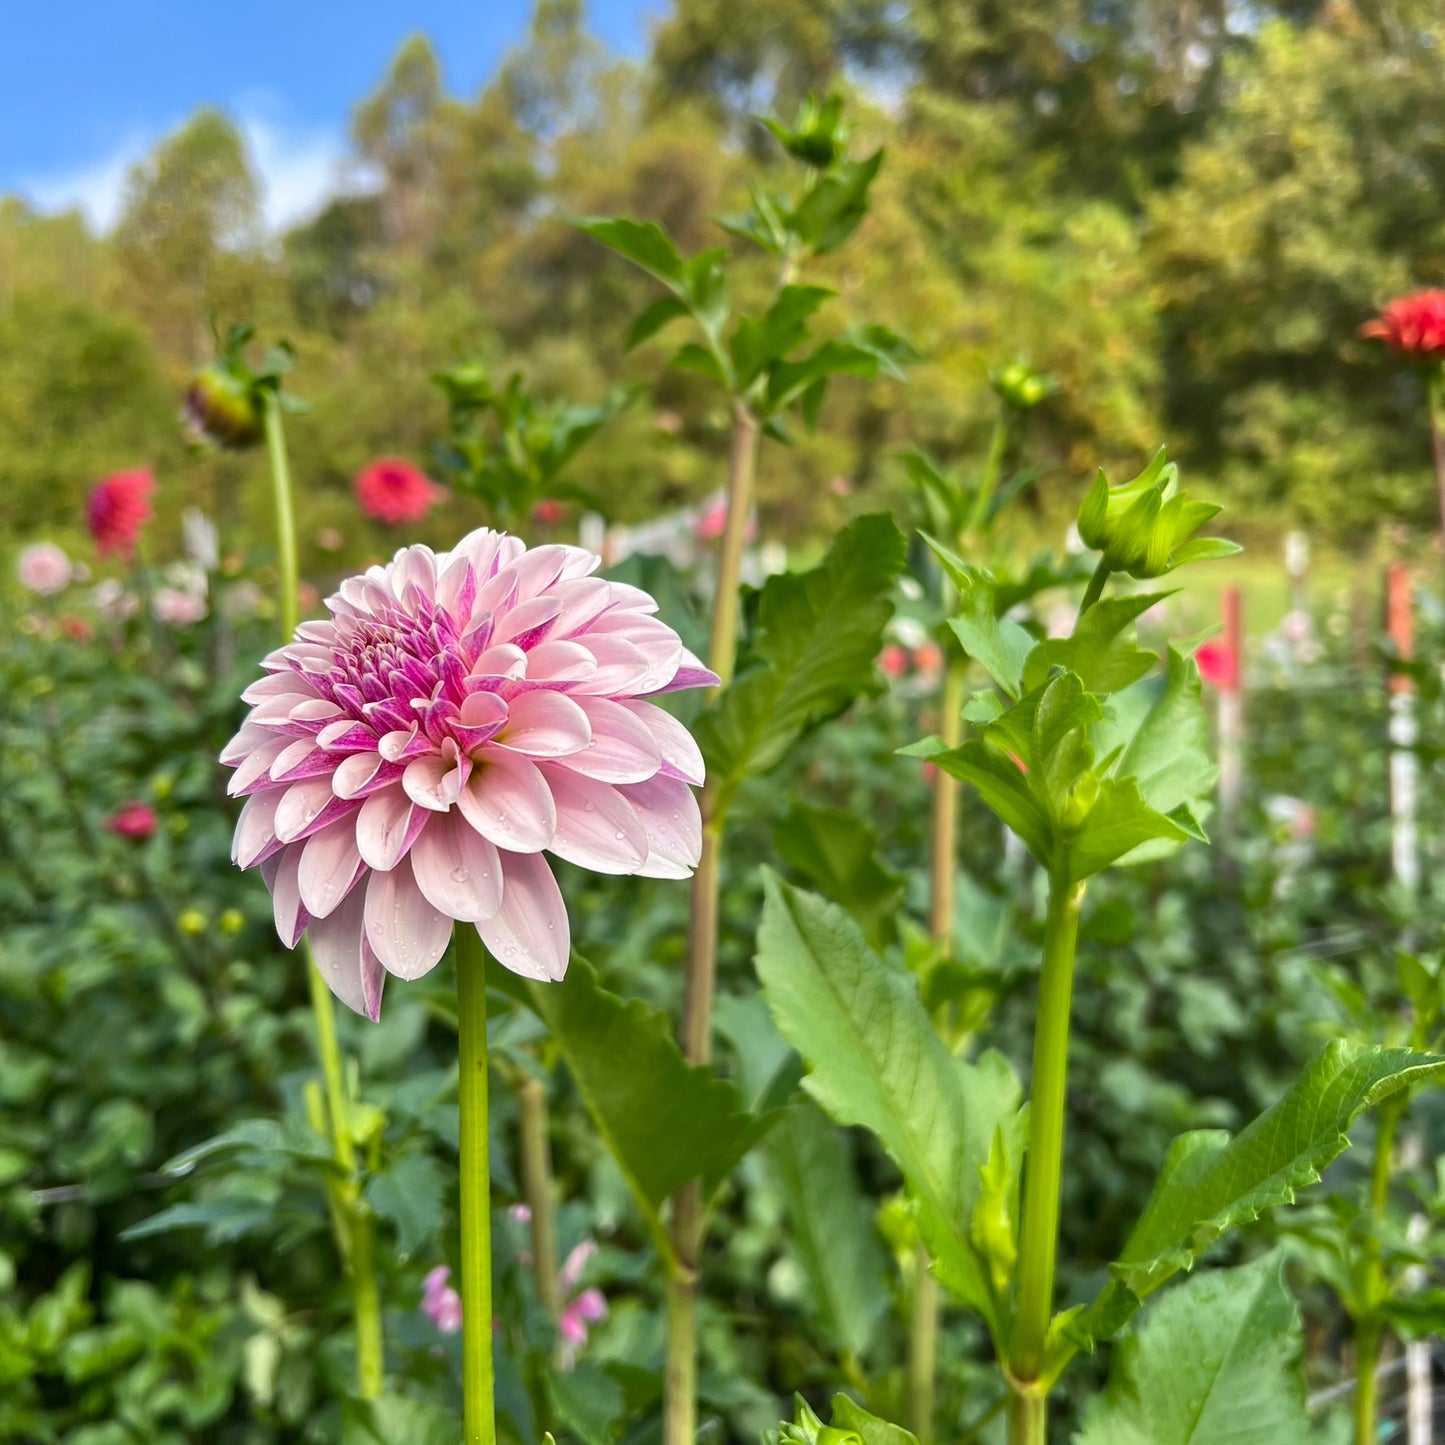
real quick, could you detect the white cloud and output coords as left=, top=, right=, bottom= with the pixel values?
left=15, top=108, right=368, bottom=237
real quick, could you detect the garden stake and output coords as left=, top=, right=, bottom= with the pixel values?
left=263, top=390, right=384, bottom=1398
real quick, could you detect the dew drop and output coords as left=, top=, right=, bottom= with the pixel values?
left=583, top=801, right=596, bottom=813
left=450, top=866, right=469, bottom=883
left=614, top=830, right=626, bottom=840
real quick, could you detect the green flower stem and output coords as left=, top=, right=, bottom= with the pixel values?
left=456, top=927, right=497, bottom=1445
left=664, top=398, right=761, bottom=1445
left=966, top=414, right=1009, bottom=536
left=1007, top=1390, right=1046, bottom=1444
left=1009, top=873, right=1086, bottom=1436
left=518, top=1073, right=560, bottom=1320
left=1355, top=1094, right=1404, bottom=1445
left=1078, top=559, right=1109, bottom=617
left=1429, top=373, right=1445, bottom=547
left=908, top=1263, right=940, bottom=1443
left=264, top=391, right=383, bottom=1399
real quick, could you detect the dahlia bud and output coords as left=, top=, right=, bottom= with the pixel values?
left=184, top=361, right=264, bottom=449
left=991, top=358, right=1057, bottom=411
left=764, top=94, right=848, bottom=169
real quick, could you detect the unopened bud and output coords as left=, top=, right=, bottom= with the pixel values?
left=184, top=362, right=264, bottom=449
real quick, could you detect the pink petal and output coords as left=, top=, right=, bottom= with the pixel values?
left=363, top=857, right=454, bottom=979
left=403, top=742, right=468, bottom=812
left=471, top=643, right=527, bottom=682
left=332, top=751, right=388, bottom=799
left=274, top=777, right=342, bottom=844
left=558, top=1239, right=596, bottom=1294
left=355, top=785, right=425, bottom=871
left=220, top=720, right=276, bottom=766
left=233, top=789, right=285, bottom=869
left=306, top=886, right=380, bottom=1017
left=266, top=844, right=310, bottom=948
left=457, top=751, right=557, bottom=853
left=550, top=697, right=661, bottom=783
left=227, top=737, right=290, bottom=797
left=615, top=775, right=703, bottom=879
left=298, top=816, right=366, bottom=919
left=476, top=852, right=569, bottom=981
left=540, top=765, right=648, bottom=873
left=494, top=691, right=591, bottom=759
left=570, top=1288, right=607, bottom=1324
left=409, top=814, right=504, bottom=922
left=620, top=701, right=704, bottom=785
left=521, top=639, right=597, bottom=684
left=570, top=636, right=655, bottom=695
left=493, top=593, right=563, bottom=647
left=646, top=647, right=720, bottom=695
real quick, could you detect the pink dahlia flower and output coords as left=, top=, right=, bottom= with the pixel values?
left=556, top=1239, right=607, bottom=1369
left=355, top=458, right=442, bottom=525
left=87, top=468, right=156, bottom=559
left=17, top=542, right=73, bottom=595
left=108, top=801, right=158, bottom=839
left=1361, top=290, right=1445, bottom=362
left=422, top=1265, right=464, bottom=1334
left=222, top=529, right=716, bottom=1017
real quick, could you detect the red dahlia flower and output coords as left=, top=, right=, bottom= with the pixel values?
left=108, top=801, right=158, bottom=839
left=355, top=458, right=442, bottom=525
left=1361, top=290, right=1445, bottom=362
left=87, top=468, right=156, bottom=559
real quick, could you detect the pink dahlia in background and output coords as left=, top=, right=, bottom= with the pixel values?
left=533, top=498, right=566, bottom=527
left=108, top=801, right=158, bottom=839
left=16, top=542, right=73, bottom=595
left=87, top=468, right=155, bottom=559
left=355, top=458, right=442, bottom=525
left=222, top=528, right=716, bottom=1017
left=1195, top=639, right=1238, bottom=691
left=556, top=1239, right=607, bottom=1369
left=1361, top=290, right=1445, bottom=362
left=423, top=1266, right=464, bottom=1335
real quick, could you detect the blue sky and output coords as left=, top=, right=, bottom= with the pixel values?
left=0, top=1, right=659, bottom=230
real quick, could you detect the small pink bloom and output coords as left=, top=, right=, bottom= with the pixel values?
left=693, top=500, right=727, bottom=541
left=316, top=527, right=345, bottom=553
left=532, top=499, right=566, bottom=527
left=556, top=1240, right=607, bottom=1368
left=509, top=1203, right=533, bottom=1224
left=878, top=644, right=908, bottom=678
left=913, top=641, right=943, bottom=675
left=108, top=802, right=157, bottom=839
left=87, top=468, right=156, bottom=559
left=423, top=1265, right=463, bottom=1335
left=153, top=588, right=207, bottom=625
left=1361, top=290, right=1445, bottom=361
left=17, top=542, right=73, bottom=595
left=221, top=528, right=717, bottom=1019
left=355, top=458, right=442, bottom=525
left=1196, top=640, right=1238, bottom=691
left=59, top=616, right=93, bottom=641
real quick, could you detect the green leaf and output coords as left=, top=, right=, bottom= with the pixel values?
left=828, top=1396, right=919, bottom=1444
left=626, top=295, right=690, bottom=349
left=1023, top=593, right=1170, bottom=697
left=730, top=285, right=834, bottom=388
left=365, top=1153, right=446, bottom=1260
left=574, top=217, right=687, bottom=290
left=925, top=537, right=1035, bottom=699
left=343, top=1395, right=460, bottom=1445
left=773, top=800, right=905, bottom=949
left=1076, top=1256, right=1313, bottom=1445
left=765, top=1100, right=891, bottom=1359
left=901, top=737, right=1050, bottom=863
left=765, top=339, right=883, bottom=416
left=755, top=872, right=1023, bottom=1336
left=1065, top=777, right=1191, bottom=882
left=527, top=956, right=769, bottom=1263
left=669, top=342, right=730, bottom=387
left=1073, top=1042, right=1445, bottom=1348
left=789, top=151, right=884, bottom=254
left=697, top=514, right=905, bottom=797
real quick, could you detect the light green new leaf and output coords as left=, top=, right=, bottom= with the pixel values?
left=574, top=217, right=687, bottom=289
left=755, top=871, right=1024, bottom=1335
left=1065, top=777, right=1190, bottom=882
left=766, top=1100, right=892, bottom=1360
left=1023, top=593, right=1170, bottom=698
left=773, top=800, right=905, bottom=949
left=924, top=536, right=1035, bottom=698
left=527, top=956, right=771, bottom=1263
left=1073, top=1041, right=1445, bottom=1347
left=697, top=513, right=905, bottom=795
left=1075, top=1256, right=1314, bottom=1445
left=829, top=1396, right=920, bottom=1444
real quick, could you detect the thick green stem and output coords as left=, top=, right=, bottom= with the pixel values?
left=518, top=1073, right=560, bottom=1320
left=457, top=928, right=497, bottom=1445
left=909, top=1264, right=940, bottom=1443
left=704, top=402, right=760, bottom=694
left=1010, top=874, right=1085, bottom=1421
left=664, top=1263, right=699, bottom=1445
left=265, top=391, right=382, bottom=1398
left=1007, top=1388, right=1046, bottom=1445
left=1355, top=1097, right=1403, bottom=1445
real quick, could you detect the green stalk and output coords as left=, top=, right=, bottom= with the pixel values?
left=518, top=1073, right=560, bottom=1320
left=663, top=399, right=761, bottom=1445
left=1429, top=373, right=1445, bottom=550
left=1354, top=1095, right=1403, bottom=1445
left=1009, top=874, right=1085, bottom=1440
left=456, top=927, right=497, bottom=1445
left=966, top=414, right=1009, bottom=537
left=1078, top=560, right=1109, bottom=617
left=264, top=392, right=383, bottom=1398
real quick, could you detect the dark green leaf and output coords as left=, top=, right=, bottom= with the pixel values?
left=366, top=1153, right=446, bottom=1259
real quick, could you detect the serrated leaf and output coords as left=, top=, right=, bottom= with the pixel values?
left=626, top=295, right=690, bottom=350
left=1072, top=1042, right=1445, bottom=1349
left=755, top=872, right=1023, bottom=1337
left=574, top=217, right=687, bottom=289
left=925, top=538, right=1035, bottom=698
left=828, top=1396, right=919, bottom=1444
left=765, top=339, right=882, bottom=415
left=901, top=737, right=1050, bottom=863
left=788, top=151, right=884, bottom=254
left=730, top=285, right=834, bottom=389
left=773, top=801, right=905, bottom=949
left=527, top=956, right=770, bottom=1263
left=365, top=1153, right=446, bottom=1259
left=766, top=1100, right=891, bottom=1359
left=670, top=342, right=730, bottom=387
left=1065, top=777, right=1190, bottom=882
left=697, top=514, right=905, bottom=796
left=1075, top=1256, right=1313, bottom=1445
left=1023, top=593, right=1170, bottom=697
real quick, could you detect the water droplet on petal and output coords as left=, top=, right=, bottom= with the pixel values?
left=450, top=866, right=469, bottom=883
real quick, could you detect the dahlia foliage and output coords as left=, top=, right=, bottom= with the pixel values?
left=222, top=528, right=715, bottom=1016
